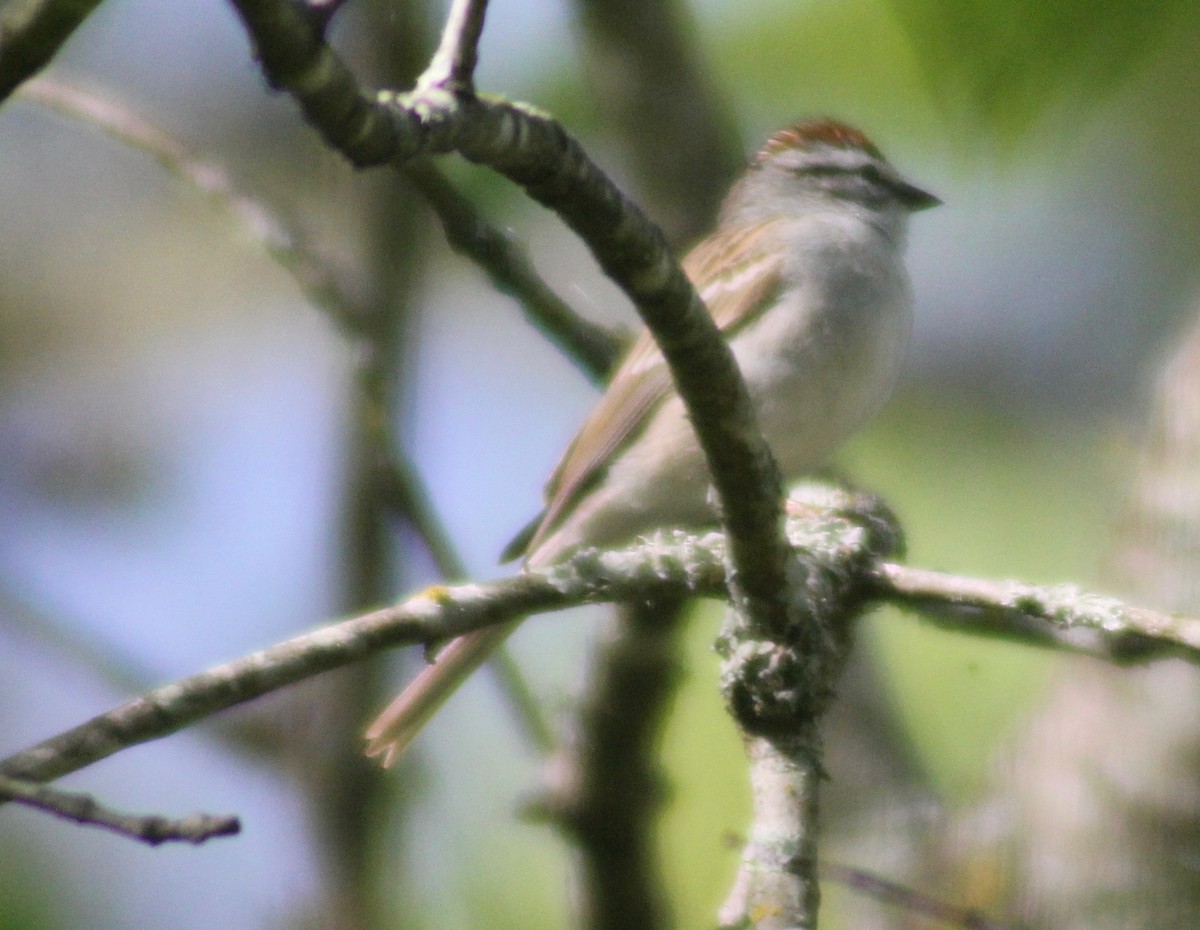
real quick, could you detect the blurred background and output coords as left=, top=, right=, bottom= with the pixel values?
left=2, top=1, right=1199, bottom=928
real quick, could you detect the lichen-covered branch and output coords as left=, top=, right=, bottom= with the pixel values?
left=715, top=487, right=902, bottom=929
left=0, top=489, right=870, bottom=794
left=0, top=773, right=239, bottom=845
left=2, top=484, right=1198, bottom=842
left=719, top=735, right=823, bottom=930
left=0, top=575, right=572, bottom=786
left=876, top=561, right=1200, bottom=661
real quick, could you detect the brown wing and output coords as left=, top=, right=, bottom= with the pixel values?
left=523, top=219, right=788, bottom=555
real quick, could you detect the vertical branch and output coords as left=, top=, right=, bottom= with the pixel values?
left=416, top=0, right=489, bottom=95
left=293, top=6, right=433, bottom=929
left=539, top=600, right=686, bottom=930
left=717, top=488, right=903, bottom=928
left=719, top=735, right=822, bottom=930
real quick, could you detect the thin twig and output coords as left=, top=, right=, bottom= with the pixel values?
left=820, top=861, right=1020, bottom=930
left=404, top=160, right=623, bottom=383
left=416, top=0, right=489, bottom=95
left=20, top=79, right=621, bottom=386
left=0, top=773, right=239, bottom=845
left=17, top=78, right=373, bottom=337
left=373, top=450, right=468, bottom=579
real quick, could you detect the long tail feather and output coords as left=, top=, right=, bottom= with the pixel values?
left=364, top=621, right=520, bottom=767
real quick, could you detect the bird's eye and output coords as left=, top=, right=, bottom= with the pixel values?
left=797, top=164, right=842, bottom=177
left=860, top=164, right=884, bottom=183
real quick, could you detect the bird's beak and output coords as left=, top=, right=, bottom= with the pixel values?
left=895, top=179, right=941, bottom=211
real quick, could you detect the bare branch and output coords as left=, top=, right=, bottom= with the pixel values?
left=530, top=600, right=685, bottom=930
left=403, top=160, right=623, bottom=382
left=819, top=861, right=1018, bottom=930
left=227, top=0, right=793, bottom=673
left=416, top=0, right=489, bottom=95
left=876, top=562, right=1200, bottom=662
left=0, top=774, right=239, bottom=846
left=0, top=0, right=104, bottom=103
left=18, top=78, right=374, bottom=336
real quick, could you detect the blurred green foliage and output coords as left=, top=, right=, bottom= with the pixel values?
left=886, top=0, right=1193, bottom=142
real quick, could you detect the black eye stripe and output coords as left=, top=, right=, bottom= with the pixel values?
left=793, top=163, right=884, bottom=182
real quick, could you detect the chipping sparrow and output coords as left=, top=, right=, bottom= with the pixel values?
left=365, top=120, right=938, bottom=765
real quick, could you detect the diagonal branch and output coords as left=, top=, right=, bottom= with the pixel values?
left=16, top=74, right=559, bottom=766
left=5, top=487, right=883, bottom=794
left=403, top=160, right=622, bottom=382
left=18, top=80, right=620, bottom=379
left=227, top=0, right=793, bottom=660
left=0, top=577, right=565, bottom=787
left=0, top=773, right=240, bottom=845
left=0, top=533, right=734, bottom=788
left=0, top=0, right=105, bottom=103
left=17, top=78, right=373, bottom=335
